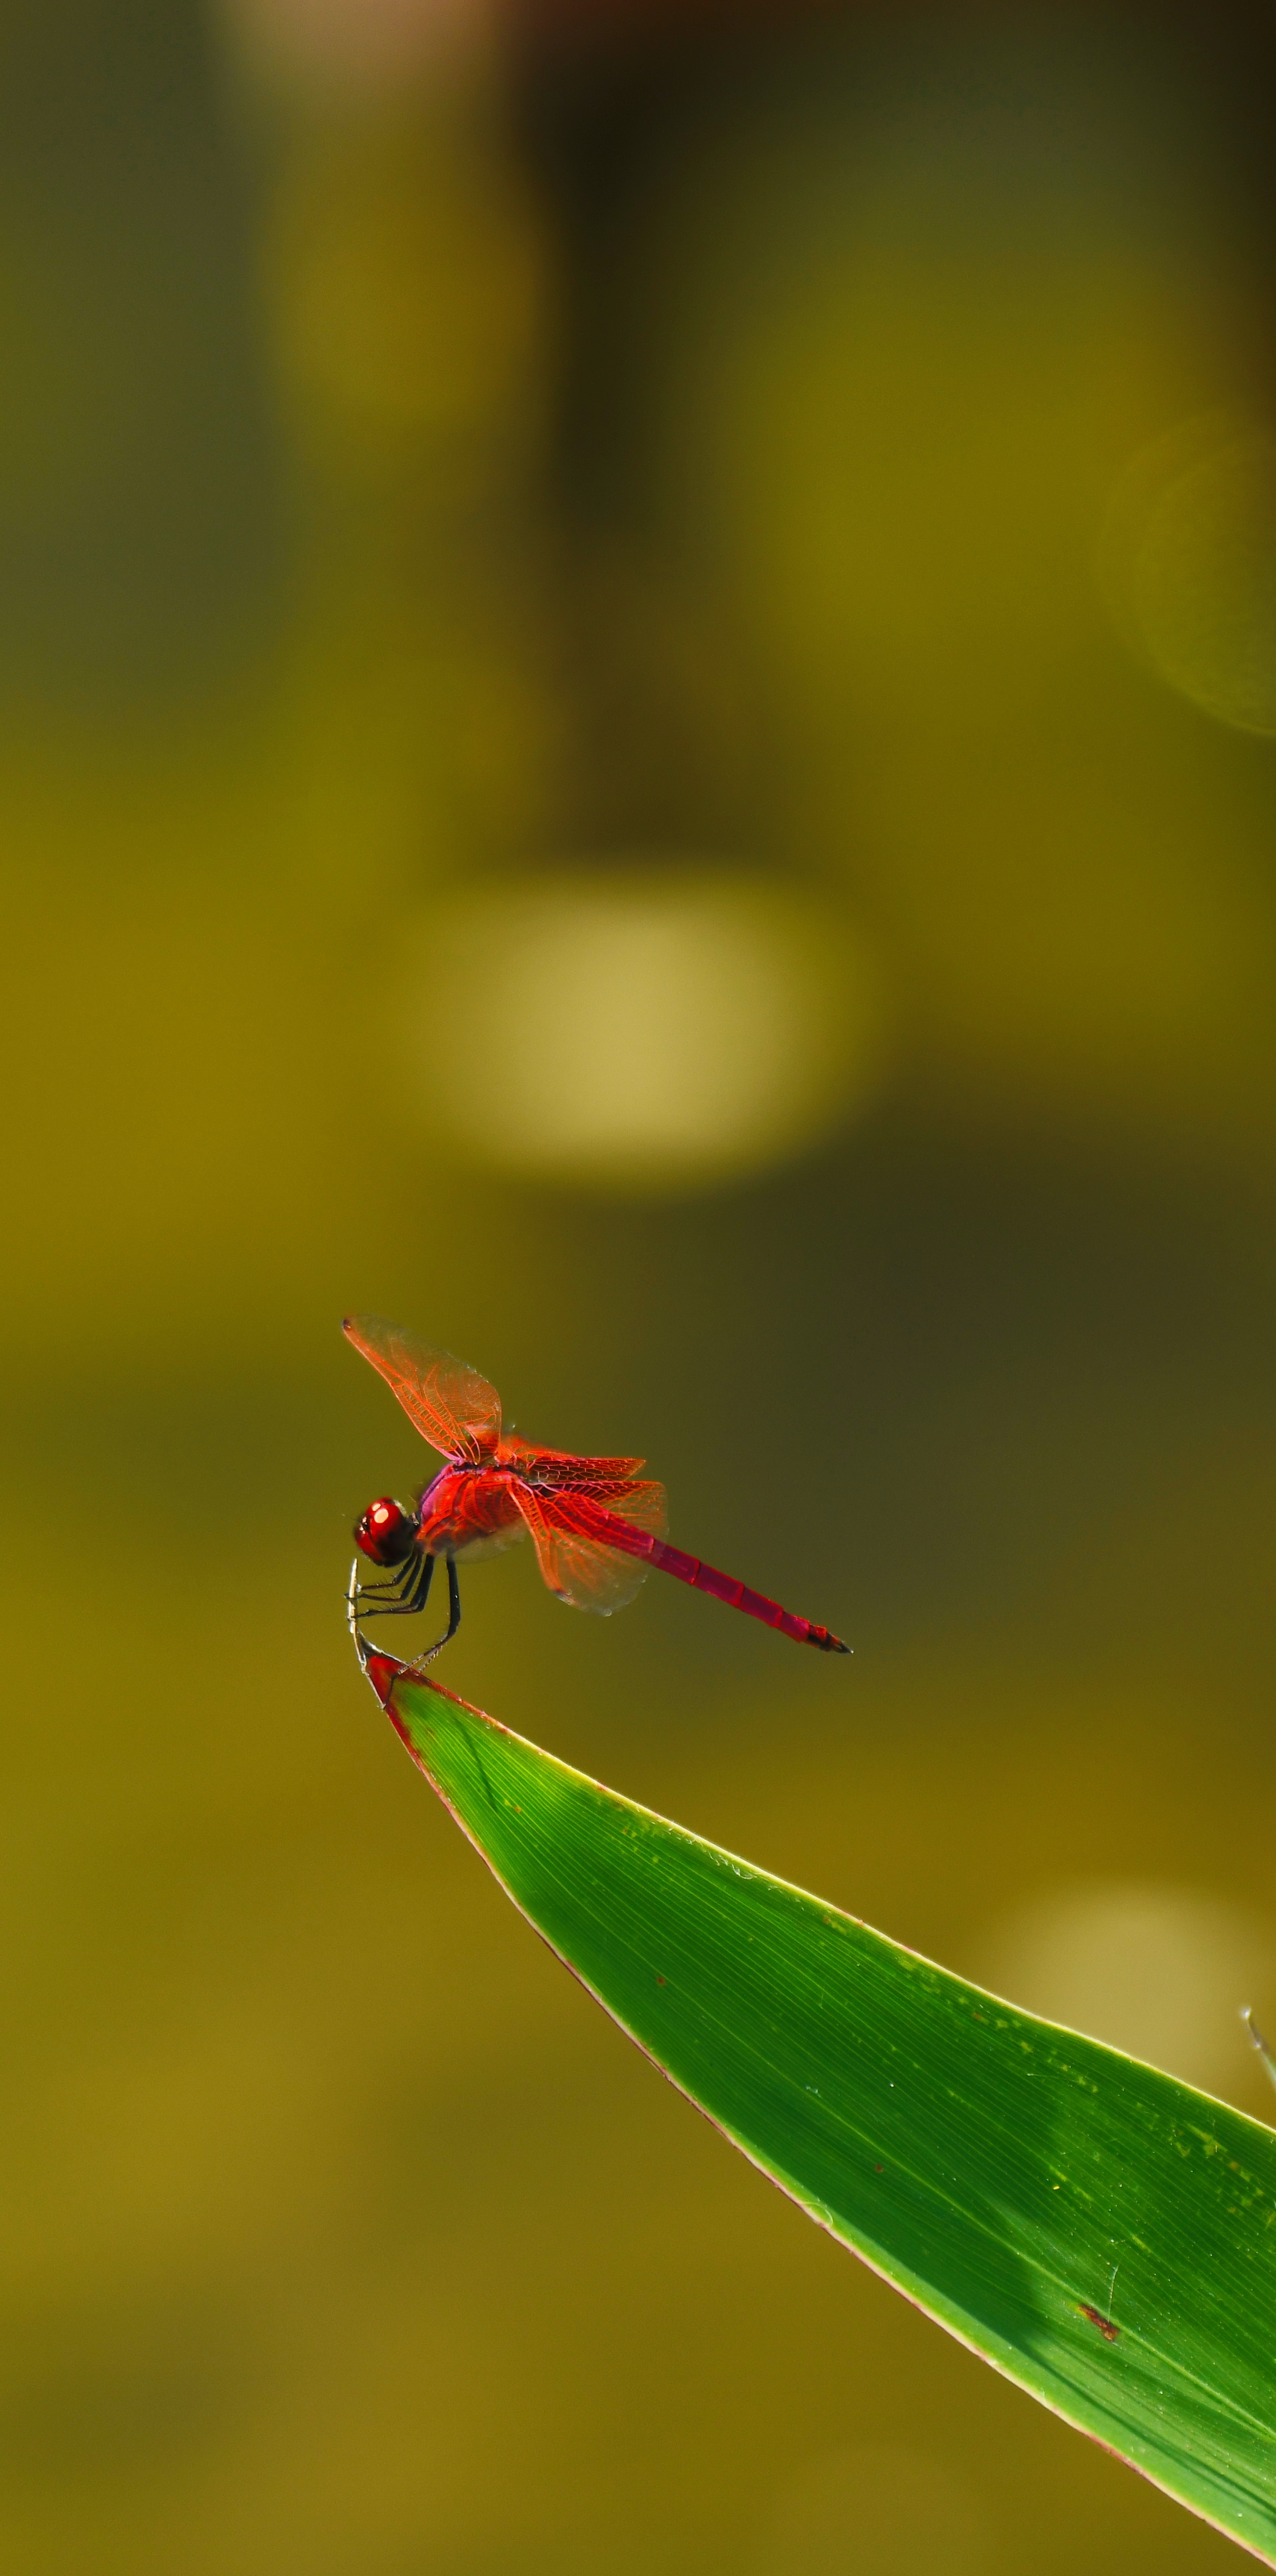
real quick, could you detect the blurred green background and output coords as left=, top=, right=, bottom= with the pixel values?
left=8, top=0, right=1276, bottom=2568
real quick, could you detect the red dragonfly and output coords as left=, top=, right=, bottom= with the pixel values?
left=345, top=1316, right=849, bottom=1662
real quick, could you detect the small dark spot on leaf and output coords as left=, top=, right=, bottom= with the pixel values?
left=656, top=1975, right=667, bottom=1985
left=1078, top=2304, right=1120, bottom=2343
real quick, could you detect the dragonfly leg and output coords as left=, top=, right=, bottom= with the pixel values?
left=351, top=1567, right=414, bottom=1609
left=348, top=1553, right=437, bottom=1671
left=354, top=1558, right=416, bottom=1600
left=364, top=1540, right=430, bottom=1599
left=352, top=1549, right=436, bottom=1620
left=408, top=1557, right=462, bottom=1668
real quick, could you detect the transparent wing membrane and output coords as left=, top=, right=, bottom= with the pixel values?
left=342, top=1316, right=502, bottom=1464
left=511, top=1482, right=652, bottom=1615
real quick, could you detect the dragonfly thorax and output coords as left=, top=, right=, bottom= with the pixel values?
left=354, top=1496, right=418, bottom=1566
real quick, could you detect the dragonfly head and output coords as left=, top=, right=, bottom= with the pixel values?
left=354, top=1496, right=416, bottom=1567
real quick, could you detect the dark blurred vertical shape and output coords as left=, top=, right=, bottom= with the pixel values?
left=510, top=16, right=773, bottom=856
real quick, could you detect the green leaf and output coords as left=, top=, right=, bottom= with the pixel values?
left=361, top=1648, right=1276, bottom=2561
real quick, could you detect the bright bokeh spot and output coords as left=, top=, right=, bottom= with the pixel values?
left=220, top=0, right=488, bottom=92
left=1105, top=412, right=1276, bottom=734
left=403, top=871, right=882, bottom=1191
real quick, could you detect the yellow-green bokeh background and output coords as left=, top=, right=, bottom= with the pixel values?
left=9, top=3, right=1276, bottom=2569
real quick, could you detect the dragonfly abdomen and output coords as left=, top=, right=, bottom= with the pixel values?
left=600, top=1517, right=848, bottom=1653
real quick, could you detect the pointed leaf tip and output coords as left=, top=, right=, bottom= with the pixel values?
left=362, top=1647, right=407, bottom=1708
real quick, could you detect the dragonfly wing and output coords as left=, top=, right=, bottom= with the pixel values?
left=342, top=1316, right=502, bottom=1465
left=605, top=1477, right=668, bottom=1539
left=511, top=1482, right=651, bottom=1615
left=504, top=1443, right=669, bottom=1538
left=501, top=1440, right=645, bottom=1483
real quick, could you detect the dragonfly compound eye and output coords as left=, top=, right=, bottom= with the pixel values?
left=355, top=1497, right=415, bottom=1566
